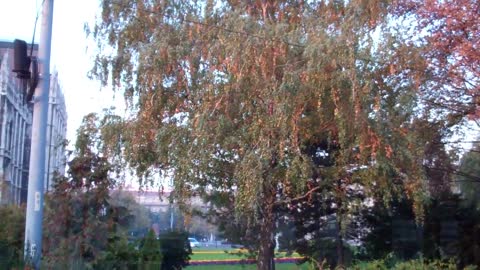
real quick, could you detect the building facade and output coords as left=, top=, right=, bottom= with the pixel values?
left=0, top=40, right=67, bottom=205
left=44, top=72, right=67, bottom=191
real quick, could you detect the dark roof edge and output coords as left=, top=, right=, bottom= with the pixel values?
left=0, top=40, right=39, bottom=50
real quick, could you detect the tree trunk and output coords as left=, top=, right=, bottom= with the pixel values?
left=336, top=218, right=344, bottom=268
left=257, top=188, right=276, bottom=270
left=474, top=223, right=479, bottom=266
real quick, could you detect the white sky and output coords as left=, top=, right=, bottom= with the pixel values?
left=0, top=0, right=123, bottom=146
left=0, top=0, right=173, bottom=190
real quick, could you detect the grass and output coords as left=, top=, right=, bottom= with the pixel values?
left=191, top=249, right=251, bottom=261
left=185, top=263, right=310, bottom=270
left=191, top=249, right=301, bottom=261
left=191, top=252, right=249, bottom=261
left=188, top=249, right=307, bottom=269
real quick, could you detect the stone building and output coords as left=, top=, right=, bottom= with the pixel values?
left=0, top=40, right=67, bottom=205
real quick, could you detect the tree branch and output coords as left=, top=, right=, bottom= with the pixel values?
left=275, top=186, right=322, bottom=206
left=425, top=166, right=480, bottom=183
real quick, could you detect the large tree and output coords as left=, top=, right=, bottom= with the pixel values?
left=91, top=1, right=429, bottom=269
left=395, top=0, right=479, bottom=123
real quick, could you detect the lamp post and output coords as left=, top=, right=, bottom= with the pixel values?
left=23, top=0, right=54, bottom=268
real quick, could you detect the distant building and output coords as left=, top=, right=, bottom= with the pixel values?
left=118, top=186, right=209, bottom=233
left=126, top=189, right=173, bottom=213
left=44, top=72, right=67, bottom=191
left=0, top=41, right=33, bottom=204
left=122, top=190, right=205, bottom=213
left=0, top=40, right=67, bottom=205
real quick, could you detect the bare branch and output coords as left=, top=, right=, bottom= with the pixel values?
left=275, top=186, right=322, bottom=206
left=425, top=166, right=480, bottom=183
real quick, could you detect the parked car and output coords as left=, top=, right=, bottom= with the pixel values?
left=188, top=237, right=200, bottom=248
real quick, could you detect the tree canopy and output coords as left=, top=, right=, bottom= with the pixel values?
left=90, top=1, right=462, bottom=269
left=396, top=0, right=479, bottom=123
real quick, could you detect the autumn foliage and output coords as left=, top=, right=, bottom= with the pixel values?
left=90, top=0, right=478, bottom=269
left=395, top=0, right=480, bottom=120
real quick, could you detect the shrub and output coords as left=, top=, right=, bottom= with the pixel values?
left=0, top=204, right=25, bottom=269
left=139, top=230, right=163, bottom=270
left=95, top=233, right=139, bottom=270
left=158, top=230, right=192, bottom=270
left=350, top=258, right=478, bottom=270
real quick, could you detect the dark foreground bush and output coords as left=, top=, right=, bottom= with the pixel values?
left=0, top=205, right=25, bottom=269
left=350, top=258, right=478, bottom=270
left=158, top=230, right=192, bottom=270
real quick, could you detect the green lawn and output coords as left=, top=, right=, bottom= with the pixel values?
left=186, top=263, right=309, bottom=270
left=191, top=252, right=249, bottom=261
left=191, top=249, right=301, bottom=261
left=190, top=249, right=250, bottom=261
left=188, top=250, right=307, bottom=269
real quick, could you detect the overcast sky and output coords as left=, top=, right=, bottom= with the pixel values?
left=0, top=0, right=123, bottom=146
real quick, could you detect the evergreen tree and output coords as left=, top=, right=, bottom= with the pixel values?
left=139, top=230, right=163, bottom=270
left=457, top=143, right=480, bottom=267
left=42, top=114, right=128, bottom=268
left=458, top=143, right=480, bottom=210
left=158, top=230, right=192, bottom=270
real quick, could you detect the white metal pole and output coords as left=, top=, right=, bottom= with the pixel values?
left=24, top=0, right=54, bottom=268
